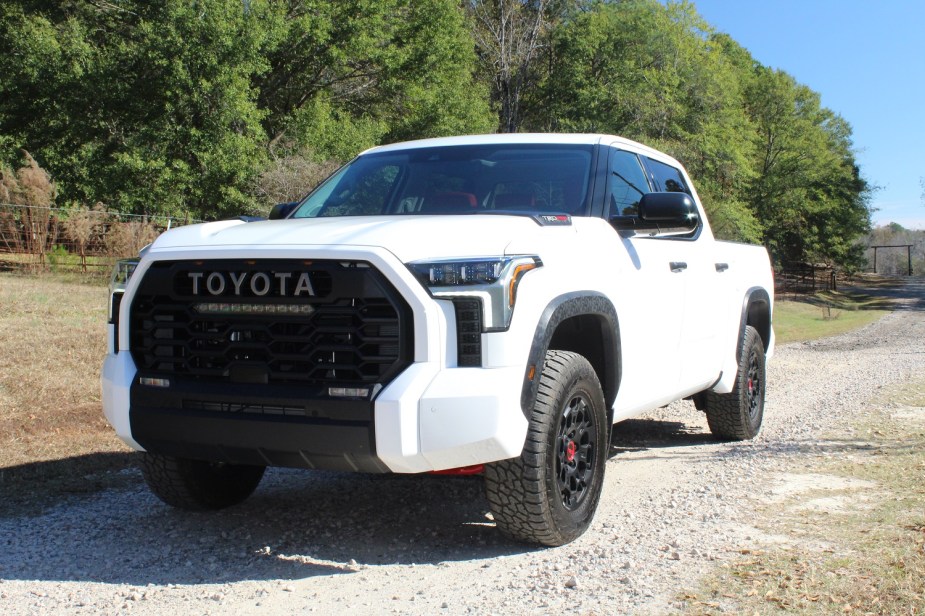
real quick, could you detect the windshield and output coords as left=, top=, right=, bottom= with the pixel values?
left=291, top=144, right=594, bottom=218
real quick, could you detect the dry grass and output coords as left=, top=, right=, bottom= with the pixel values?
left=0, top=272, right=133, bottom=513
left=680, top=380, right=925, bottom=615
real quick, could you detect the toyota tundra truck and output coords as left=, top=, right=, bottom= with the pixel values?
left=102, top=133, right=774, bottom=546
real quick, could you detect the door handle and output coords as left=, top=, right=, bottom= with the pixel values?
left=715, top=262, right=729, bottom=272
left=669, top=261, right=688, bottom=273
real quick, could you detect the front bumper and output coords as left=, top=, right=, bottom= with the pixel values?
left=101, top=350, right=527, bottom=473
left=101, top=246, right=530, bottom=473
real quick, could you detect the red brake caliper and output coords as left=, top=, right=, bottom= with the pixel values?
left=566, top=440, right=577, bottom=462
left=747, top=378, right=754, bottom=394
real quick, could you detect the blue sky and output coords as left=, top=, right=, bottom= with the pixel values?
left=690, top=0, right=925, bottom=229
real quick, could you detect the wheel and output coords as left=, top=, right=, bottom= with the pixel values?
left=704, top=325, right=766, bottom=440
left=484, top=350, right=608, bottom=546
left=140, top=453, right=265, bottom=511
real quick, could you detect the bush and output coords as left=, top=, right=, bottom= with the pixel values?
left=63, top=203, right=108, bottom=271
left=46, top=244, right=70, bottom=271
left=253, top=150, right=341, bottom=207
left=105, top=220, right=159, bottom=258
left=0, top=151, right=58, bottom=270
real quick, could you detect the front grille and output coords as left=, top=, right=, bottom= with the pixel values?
left=129, top=259, right=412, bottom=386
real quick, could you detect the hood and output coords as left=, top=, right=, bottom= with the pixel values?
left=148, top=215, right=561, bottom=262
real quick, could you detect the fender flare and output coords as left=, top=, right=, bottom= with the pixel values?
left=737, top=286, right=772, bottom=361
left=520, top=292, right=621, bottom=419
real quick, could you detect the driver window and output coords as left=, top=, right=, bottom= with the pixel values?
left=609, top=150, right=650, bottom=217
left=319, top=164, right=399, bottom=216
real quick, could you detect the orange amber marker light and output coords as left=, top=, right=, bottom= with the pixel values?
left=527, top=365, right=536, bottom=381
left=509, top=263, right=538, bottom=306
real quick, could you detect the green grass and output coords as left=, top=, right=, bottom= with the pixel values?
left=774, top=289, right=893, bottom=344
left=679, top=379, right=925, bottom=615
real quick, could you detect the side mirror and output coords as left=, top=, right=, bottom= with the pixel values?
left=269, top=201, right=298, bottom=220
left=611, top=192, right=699, bottom=236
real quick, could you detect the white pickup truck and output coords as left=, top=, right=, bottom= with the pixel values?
left=102, top=134, right=774, bottom=546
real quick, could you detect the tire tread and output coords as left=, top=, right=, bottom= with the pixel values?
left=485, top=350, right=606, bottom=546
left=140, top=453, right=265, bottom=511
left=704, top=326, right=765, bottom=441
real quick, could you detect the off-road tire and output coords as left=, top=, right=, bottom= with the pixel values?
left=140, top=453, right=265, bottom=511
left=485, top=350, right=608, bottom=546
left=704, top=325, right=765, bottom=440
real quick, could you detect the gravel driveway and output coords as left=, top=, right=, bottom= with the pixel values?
left=3, top=281, right=924, bottom=615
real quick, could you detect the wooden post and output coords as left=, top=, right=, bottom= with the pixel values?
left=870, top=244, right=914, bottom=275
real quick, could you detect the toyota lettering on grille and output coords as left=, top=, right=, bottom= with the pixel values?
left=188, top=271, right=317, bottom=297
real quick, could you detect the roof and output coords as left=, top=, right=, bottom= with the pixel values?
left=360, top=133, right=677, bottom=167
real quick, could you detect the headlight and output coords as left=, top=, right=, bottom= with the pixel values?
left=407, top=256, right=542, bottom=330
left=110, top=258, right=139, bottom=295
left=108, top=258, right=139, bottom=325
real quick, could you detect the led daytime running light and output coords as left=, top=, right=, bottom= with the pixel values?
left=409, top=259, right=505, bottom=287
left=194, top=302, right=315, bottom=316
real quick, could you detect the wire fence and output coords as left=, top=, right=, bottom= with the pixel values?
left=0, top=202, right=202, bottom=274
left=775, top=263, right=837, bottom=294
left=0, top=202, right=867, bottom=290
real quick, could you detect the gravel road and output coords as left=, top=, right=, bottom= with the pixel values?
left=3, top=281, right=924, bottom=615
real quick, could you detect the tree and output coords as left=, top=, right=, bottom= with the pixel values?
left=250, top=0, right=492, bottom=162
left=536, top=1, right=762, bottom=241
left=744, top=67, right=871, bottom=267
left=0, top=0, right=270, bottom=218
left=867, top=224, right=925, bottom=276
left=0, top=0, right=491, bottom=218
left=0, top=0, right=875, bottom=264
left=468, top=0, right=552, bottom=133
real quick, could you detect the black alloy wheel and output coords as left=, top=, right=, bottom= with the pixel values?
left=556, top=394, right=597, bottom=510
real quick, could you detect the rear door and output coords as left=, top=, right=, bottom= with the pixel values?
left=641, top=156, right=723, bottom=390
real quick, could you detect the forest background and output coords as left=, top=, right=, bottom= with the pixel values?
left=0, top=0, right=882, bottom=270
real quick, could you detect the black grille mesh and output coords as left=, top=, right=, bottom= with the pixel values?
left=129, top=260, right=412, bottom=386
left=453, top=298, right=482, bottom=367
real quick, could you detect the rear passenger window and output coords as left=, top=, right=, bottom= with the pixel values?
left=645, top=158, right=690, bottom=195
left=609, top=150, right=651, bottom=217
